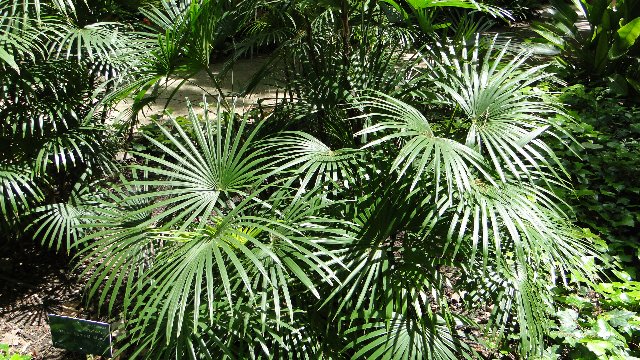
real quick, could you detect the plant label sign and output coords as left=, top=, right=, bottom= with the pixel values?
left=48, top=314, right=113, bottom=357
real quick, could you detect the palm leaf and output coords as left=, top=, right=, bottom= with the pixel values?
left=27, top=173, right=97, bottom=252
left=355, top=92, right=493, bottom=194
left=445, top=181, right=599, bottom=281
left=0, top=8, right=43, bottom=71
left=76, top=177, right=155, bottom=315
left=344, top=310, right=468, bottom=360
left=34, top=126, right=115, bottom=175
left=0, top=163, right=41, bottom=220
left=423, top=35, right=569, bottom=183
left=128, top=99, right=271, bottom=230
left=264, top=131, right=363, bottom=197
left=136, top=185, right=349, bottom=338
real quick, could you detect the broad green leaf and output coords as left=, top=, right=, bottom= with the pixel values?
left=583, top=339, right=614, bottom=356
left=594, top=32, right=610, bottom=73
left=557, top=309, right=579, bottom=333
left=0, top=48, right=19, bottom=72
left=611, top=17, right=640, bottom=57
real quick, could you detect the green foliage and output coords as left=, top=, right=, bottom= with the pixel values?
left=67, top=29, right=604, bottom=358
left=380, top=0, right=510, bottom=34
left=481, top=0, right=545, bottom=20
left=0, top=345, right=31, bottom=360
left=0, top=0, right=153, bottom=252
left=115, top=0, right=261, bottom=121
left=133, top=113, right=200, bottom=156
left=533, top=0, right=640, bottom=96
left=542, top=283, right=640, bottom=359
left=597, top=282, right=640, bottom=310
left=550, top=85, right=640, bottom=271
left=1, top=1, right=620, bottom=359
left=538, top=82, right=640, bottom=360
left=0, top=0, right=128, bottom=247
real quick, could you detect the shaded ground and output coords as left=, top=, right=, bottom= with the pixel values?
left=0, top=244, right=93, bottom=359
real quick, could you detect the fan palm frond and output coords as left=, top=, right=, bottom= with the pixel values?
left=264, top=132, right=362, bottom=196
left=26, top=173, right=97, bottom=251
left=445, top=181, right=599, bottom=281
left=34, top=125, right=116, bottom=175
left=131, top=194, right=339, bottom=341
left=49, top=22, right=134, bottom=64
left=355, top=92, right=493, bottom=193
left=127, top=99, right=270, bottom=230
left=0, top=163, right=41, bottom=221
left=77, top=102, right=355, bottom=351
left=1, top=58, right=92, bottom=139
left=442, top=182, right=600, bottom=357
left=422, top=35, right=569, bottom=183
left=346, top=35, right=602, bottom=358
left=76, top=178, right=155, bottom=315
left=81, top=183, right=352, bottom=351
left=0, top=7, right=43, bottom=71
left=345, top=311, right=465, bottom=360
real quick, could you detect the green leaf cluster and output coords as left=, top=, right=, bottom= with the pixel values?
left=0, top=345, right=31, bottom=360
left=543, top=282, right=640, bottom=359
left=0, top=0, right=147, bottom=249
left=540, top=82, right=640, bottom=360
left=550, top=85, right=640, bottom=272
left=0, top=1, right=621, bottom=359
left=72, top=31, right=605, bottom=358
left=533, top=0, right=640, bottom=96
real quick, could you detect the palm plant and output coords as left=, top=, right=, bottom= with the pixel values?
left=76, top=100, right=356, bottom=358
left=347, top=36, right=598, bottom=357
left=0, top=0, right=140, bottom=246
left=232, top=0, right=517, bottom=151
left=233, top=0, right=426, bottom=149
left=109, top=0, right=263, bottom=128
left=2, top=0, right=604, bottom=358
left=72, top=33, right=602, bottom=358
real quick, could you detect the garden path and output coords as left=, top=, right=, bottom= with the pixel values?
left=113, top=55, right=281, bottom=123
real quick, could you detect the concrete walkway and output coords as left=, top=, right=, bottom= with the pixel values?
left=113, top=55, right=281, bottom=123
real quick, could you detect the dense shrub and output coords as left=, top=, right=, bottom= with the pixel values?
left=552, top=85, right=640, bottom=273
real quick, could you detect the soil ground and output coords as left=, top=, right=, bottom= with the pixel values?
left=0, top=243, right=92, bottom=359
